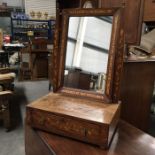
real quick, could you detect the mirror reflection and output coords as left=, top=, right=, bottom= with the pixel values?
left=64, top=16, right=113, bottom=93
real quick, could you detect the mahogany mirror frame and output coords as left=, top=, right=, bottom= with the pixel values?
left=52, top=8, right=124, bottom=103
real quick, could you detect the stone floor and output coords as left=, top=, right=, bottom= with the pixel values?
left=0, top=80, right=50, bottom=155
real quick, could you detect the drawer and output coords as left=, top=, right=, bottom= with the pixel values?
left=30, top=110, right=106, bottom=141
left=144, top=0, right=155, bottom=21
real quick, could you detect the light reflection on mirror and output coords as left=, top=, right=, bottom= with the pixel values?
left=83, top=1, right=93, bottom=8
left=64, top=16, right=113, bottom=94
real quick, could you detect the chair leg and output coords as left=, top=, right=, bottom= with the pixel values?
left=19, top=70, right=24, bottom=81
left=49, top=83, right=52, bottom=91
left=2, top=100, right=11, bottom=131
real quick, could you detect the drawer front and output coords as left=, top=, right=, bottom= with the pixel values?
left=144, top=0, right=155, bottom=21
left=30, top=110, right=107, bottom=142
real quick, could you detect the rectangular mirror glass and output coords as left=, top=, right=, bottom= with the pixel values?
left=64, top=16, right=113, bottom=94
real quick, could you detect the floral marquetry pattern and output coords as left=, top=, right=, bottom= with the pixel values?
left=58, top=15, right=68, bottom=88
left=105, top=14, right=120, bottom=98
left=61, top=87, right=110, bottom=102
left=30, top=110, right=102, bottom=140
left=112, top=29, right=125, bottom=102
left=62, top=8, right=117, bottom=16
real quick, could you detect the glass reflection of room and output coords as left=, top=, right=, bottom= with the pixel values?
left=64, top=16, right=113, bottom=93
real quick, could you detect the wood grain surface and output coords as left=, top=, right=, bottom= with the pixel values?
left=25, top=120, right=155, bottom=155
left=27, top=93, right=120, bottom=124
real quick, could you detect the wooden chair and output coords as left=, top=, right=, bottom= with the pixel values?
left=0, top=50, right=9, bottom=67
left=29, top=38, right=51, bottom=80
left=19, top=44, right=32, bottom=81
left=30, top=38, right=50, bottom=52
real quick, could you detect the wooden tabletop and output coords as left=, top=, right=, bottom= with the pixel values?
left=25, top=120, right=155, bottom=155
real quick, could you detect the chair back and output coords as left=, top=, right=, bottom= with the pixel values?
left=20, top=44, right=31, bottom=68
left=30, top=38, right=50, bottom=51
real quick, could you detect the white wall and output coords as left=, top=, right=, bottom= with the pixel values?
left=25, top=0, right=56, bottom=18
left=0, top=0, right=24, bottom=7
left=0, top=17, right=11, bottom=34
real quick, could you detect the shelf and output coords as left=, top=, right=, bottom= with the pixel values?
left=11, top=18, right=55, bottom=22
left=124, top=57, right=155, bottom=63
left=12, top=27, right=50, bottom=30
left=11, top=18, right=55, bottom=41
left=0, top=11, right=11, bottom=17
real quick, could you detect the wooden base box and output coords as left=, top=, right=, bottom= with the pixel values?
left=26, top=93, right=120, bottom=149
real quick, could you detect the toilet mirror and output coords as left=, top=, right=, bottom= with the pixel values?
left=52, top=8, right=124, bottom=102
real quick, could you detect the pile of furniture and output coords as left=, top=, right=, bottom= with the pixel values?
left=0, top=68, right=15, bottom=131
